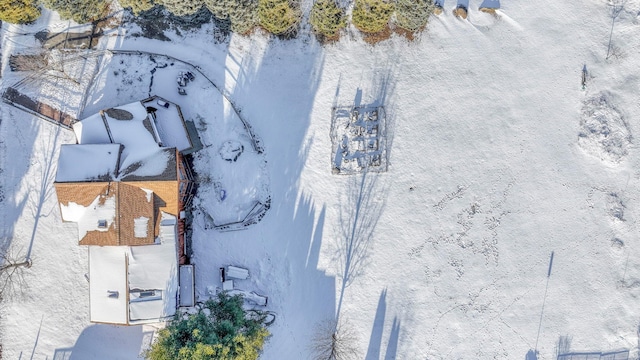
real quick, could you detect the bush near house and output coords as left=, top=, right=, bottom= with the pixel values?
left=0, top=0, right=40, bottom=24
left=160, top=0, right=204, bottom=17
left=352, top=0, right=394, bottom=34
left=309, top=0, right=346, bottom=42
left=42, top=0, right=109, bottom=23
left=119, top=0, right=155, bottom=15
left=258, top=0, right=301, bottom=37
left=394, top=0, right=434, bottom=32
left=144, top=293, right=271, bottom=360
left=204, top=0, right=259, bottom=35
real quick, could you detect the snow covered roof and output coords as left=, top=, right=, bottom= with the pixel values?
left=88, top=212, right=178, bottom=325
left=141, top=96, right=192, bottom=152
left=70, top=97, right=192, bottom=181
left=55, top=182, right=156, bottom=246
left=56, top=144, right=122, bottom=182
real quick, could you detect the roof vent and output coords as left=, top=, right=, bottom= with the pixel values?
left=107, top=290, right=119, bottom=298
left=98, top=220, right=107, bottom=228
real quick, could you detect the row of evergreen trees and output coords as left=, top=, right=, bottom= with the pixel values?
left=1, top=0, right=435, bottom=42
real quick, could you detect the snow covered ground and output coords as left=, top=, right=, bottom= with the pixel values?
left=3, top=0, right=640, bottom=359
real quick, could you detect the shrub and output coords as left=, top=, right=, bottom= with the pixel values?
left=394, top=0, right=434, bottom=32
left=160, top=0, right=204, bottom=17
left=118, top=0, right=155, bottom=15
left=0, top=0, right=41, bottom=24
left=42, top=0, right=108, bottom=23
left=144, top=293, right=271, bottom=360
left=309, top=0, right=346, bottom=42
left=258, top=0, right=300, bottom=37
left=352, top=0, right=394, bottom=34
left=204, top=0, right=259, bottom=35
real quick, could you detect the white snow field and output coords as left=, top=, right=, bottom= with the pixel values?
left=2, top=0, right=640, bottom=359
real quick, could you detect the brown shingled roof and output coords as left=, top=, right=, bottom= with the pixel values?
left=118, top=183, right=155, bottom=246
left=56, top=182, right=159, bottom=246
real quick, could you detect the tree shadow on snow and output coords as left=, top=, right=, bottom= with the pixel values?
left=188, top=34, right=331, bottom=358
left=480, top=0, right=501, bottom=9
left=335, top=168, right=387, bottom=316
left=24, top=126, right=63, bottom=262
left=0, top=109, right=48, bottom=273
left=365, top=289, right=401, bottom=360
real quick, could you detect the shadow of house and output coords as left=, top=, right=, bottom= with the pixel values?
left=52, top=324, right=151, bottom=359
left=53, top=97, right=196, bottom=325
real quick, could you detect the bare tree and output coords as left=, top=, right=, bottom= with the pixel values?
left=311, top=318, right=360, bottom=360
left=0, top=245, right=31, bottom=301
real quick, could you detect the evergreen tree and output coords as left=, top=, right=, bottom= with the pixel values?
left=119, top=0, right=155, bottom=15
left=309, top=0, right=346, bottom=42
left=144, top=293, right=271, bottom=360
left=394, top=0, right=434, bottom=32
left=160, top=0, right=204, bottom=17
left=258, top=0, right=300, bottom=37
left=0, top=0, right=41, bottom=24
left=42, top=0, right=108, bottom=23
left=204, top=0, right=258, bottom=35
left=352, top=0, right=394, bottom=34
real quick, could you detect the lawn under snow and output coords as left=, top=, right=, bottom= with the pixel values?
left=3, top=0, right=640, bottom=359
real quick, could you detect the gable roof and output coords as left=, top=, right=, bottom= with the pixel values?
left=56, top=144, right=122, bottom=182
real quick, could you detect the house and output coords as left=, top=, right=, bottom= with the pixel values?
left=55, top=96, right=196, bottom=325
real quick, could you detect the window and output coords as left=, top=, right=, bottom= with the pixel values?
left=130, top=289, right=162, bottom=302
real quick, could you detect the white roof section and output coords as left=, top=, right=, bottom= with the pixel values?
left=61, top=195, right=116, bottom=242
left=89, top=246, right=128, bottom=324
left=102, top=102, right=163, bottom=172
left=88, top=212, right=179, bottom=325
left=73, top=114, right=111, bottom=144
left=56, top=144, right=121, bottom=182
left=142, top=98, right=192, bottom=152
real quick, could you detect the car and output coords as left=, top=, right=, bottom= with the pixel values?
left=156, top=99, right=169, bottom=108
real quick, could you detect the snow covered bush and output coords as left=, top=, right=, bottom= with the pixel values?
left=309, top=0, right=346, bottom=42
left=144, top=292, right=270, bottom=360
left=394, top=0, right=434, bottom=32
left=118, top=0, right=155, bottom=15
left=578, top=93, right=632, bottom=164
left=352, top=0, right=394, bottom=34
left=204, top=0, right=259, bottom=35
left=42, top=0, right=108, bottom=23
left=160, top=0, right=204, bottom=17
left=0, top=0, right=41, bottom=24
left=258, top=0, right=301, bottom=37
